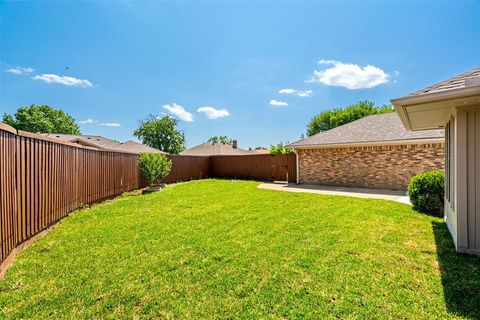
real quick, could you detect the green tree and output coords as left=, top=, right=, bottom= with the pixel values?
left=269, top=142, right=292, bottom=155
left=2, top=104, right=81, bottom=134
left=306, top=101, right=394, bottom=136
left=133, top=115, right=186, bottom=154
left=207, top=136, right=233, bottom=144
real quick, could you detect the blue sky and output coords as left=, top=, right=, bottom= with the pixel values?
left=1, top=1, right=479, bottom=149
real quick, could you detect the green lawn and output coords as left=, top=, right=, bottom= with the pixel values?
left=1, top=180, right=479, bottom=319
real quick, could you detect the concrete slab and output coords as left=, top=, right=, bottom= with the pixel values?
left=257, top=182, right=411, bottom=205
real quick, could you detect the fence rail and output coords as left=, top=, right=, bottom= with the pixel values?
left=0, top=123, right=297, bottom=267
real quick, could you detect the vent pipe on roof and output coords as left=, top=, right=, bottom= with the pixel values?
left=232, top=140, right=238, bottom=149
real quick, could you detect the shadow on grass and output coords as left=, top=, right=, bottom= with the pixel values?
left=432, top=221, right=480, bottom=318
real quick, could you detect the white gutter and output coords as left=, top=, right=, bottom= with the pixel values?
left=391, top=84, right=480, bottom=106
left=290, top=138, right=444, bottom=150
left=391, top=84, right=480, bottom=131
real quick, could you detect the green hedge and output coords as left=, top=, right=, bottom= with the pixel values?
left=408, top=170, right=444, bottom=217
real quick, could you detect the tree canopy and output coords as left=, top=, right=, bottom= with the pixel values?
left=306, top=101, right=394, bottom=136
left=133, top=115, right=185, bottom=154
left=207, top=136, right=233, bottom=144
left=2, top=104, right=81, bottom=134
left=269, top=142, right=292, bottom=155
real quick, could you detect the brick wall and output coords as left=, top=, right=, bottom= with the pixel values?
left=297, top=143, right=445, bottom=191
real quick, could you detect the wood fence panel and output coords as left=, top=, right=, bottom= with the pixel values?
left=162, top=155, right=210, bottom=184
left=210, top=154, right=297, bottom=182
left=0, top=124, right=142, bottom=265
left=0, top=129, right=16, bottom=262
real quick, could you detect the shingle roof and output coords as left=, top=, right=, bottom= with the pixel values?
left=408, top=67, right=480, bottom=97
left=43, top=134, right=166, bottom=154
left=110, top=141, right=167, bottom=154
left=289, top=113, right=444, bottom=148
left=180, top=143, right=252, bottom=156
left=43, top=134, right=120, bottom=149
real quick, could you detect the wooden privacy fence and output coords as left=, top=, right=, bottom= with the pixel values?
left=0, top=123, right=142, bottom=266
left=210, top=154, right=296, bottom=183
left=161, top=154, right=296, bottom=184
left=163, top=155, right=210, bottom=183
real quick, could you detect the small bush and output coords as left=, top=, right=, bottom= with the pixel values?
left=138, top=153, right=172, bottom=188
left=408, top=170, right=444, bottom=216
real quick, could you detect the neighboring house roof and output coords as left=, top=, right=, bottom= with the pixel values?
left=110, top=140, right=167, bottom=154
left=289, top=113, right=444, bottom=148
left=252, top=148, right=270, bottom=154
left=407, top=67, right=480, bottom=97
left=44, top=134, right=121, bottom=150
left=180, top=143, right=252, bottom=156
left=43, top=134, right=166, bottom=154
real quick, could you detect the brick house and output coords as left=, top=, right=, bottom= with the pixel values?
left=289, top=113, right=444, bottom=190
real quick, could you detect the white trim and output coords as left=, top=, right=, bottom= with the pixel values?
left=294, top=150, right=299, bottom=184
left=392, top=86, right=480, bottom=131
left=291, top=138, right=444, bottom=150
left=391, top=84, right=480, bottom=106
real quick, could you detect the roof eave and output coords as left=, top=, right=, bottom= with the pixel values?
left=290, top=137, right=445, bottom=149
left=391, top=85, right=480, bottom=131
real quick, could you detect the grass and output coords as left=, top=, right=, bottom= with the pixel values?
left=0, top=179, right=479, bottom=319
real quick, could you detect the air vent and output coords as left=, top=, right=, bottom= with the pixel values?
left=465, top=76, right=480, bottom=87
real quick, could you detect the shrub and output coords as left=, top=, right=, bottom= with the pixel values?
left=138, top=153, right=172, bottom=188
left=408, top=170, right=444, bottom=216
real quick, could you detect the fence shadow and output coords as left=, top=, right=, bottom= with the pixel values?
left=432, top=221, right=480, bottom=318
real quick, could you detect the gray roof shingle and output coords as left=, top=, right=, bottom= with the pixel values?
left=43, top=134, right=121, bottom=149
left=289, top=113, right=444, bottom=148
left=408, top=67, right=480, bottom=97
left=43, top=134, right=166, bottom=154
left=110, top=141, right=167, bottom=154
left=180, top=143, right=251, bottom=156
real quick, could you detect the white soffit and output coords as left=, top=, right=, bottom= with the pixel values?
left=392, top=85, right=480, bottom=131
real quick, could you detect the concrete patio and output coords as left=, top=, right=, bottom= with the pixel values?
left=258, top=182, right=411, bottom=205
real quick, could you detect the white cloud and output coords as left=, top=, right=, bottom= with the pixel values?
left=78, top=118, right=96, bottom=124
left=162, top=103, right=194, bottom=122
left=307, top=59, right=389, bottom=89
left=296, top=90, right=312, bottom=97
left=5, top=66, right=34, bottom=75
left=269, top=99, right=288, bottom=107
left=279, top=88, right=312, bottom=97
left=278, top=88, right=296, bottom=94
left=98, top=122, right=121, bottom=127
left=197, top=106, right=230, bottom=119
left=32, top=73, right=93, bottom=87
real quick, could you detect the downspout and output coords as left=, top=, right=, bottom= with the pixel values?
left=294, top=149, right=300, bottom=184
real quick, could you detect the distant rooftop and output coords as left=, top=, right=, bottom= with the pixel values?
left=110, top=140, right=166, bottom=154
left=43, top=134, right=166, bottom=154
left=289, top=113, right=444, bottom=148
left=180, top=142, right=251, bottom=156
